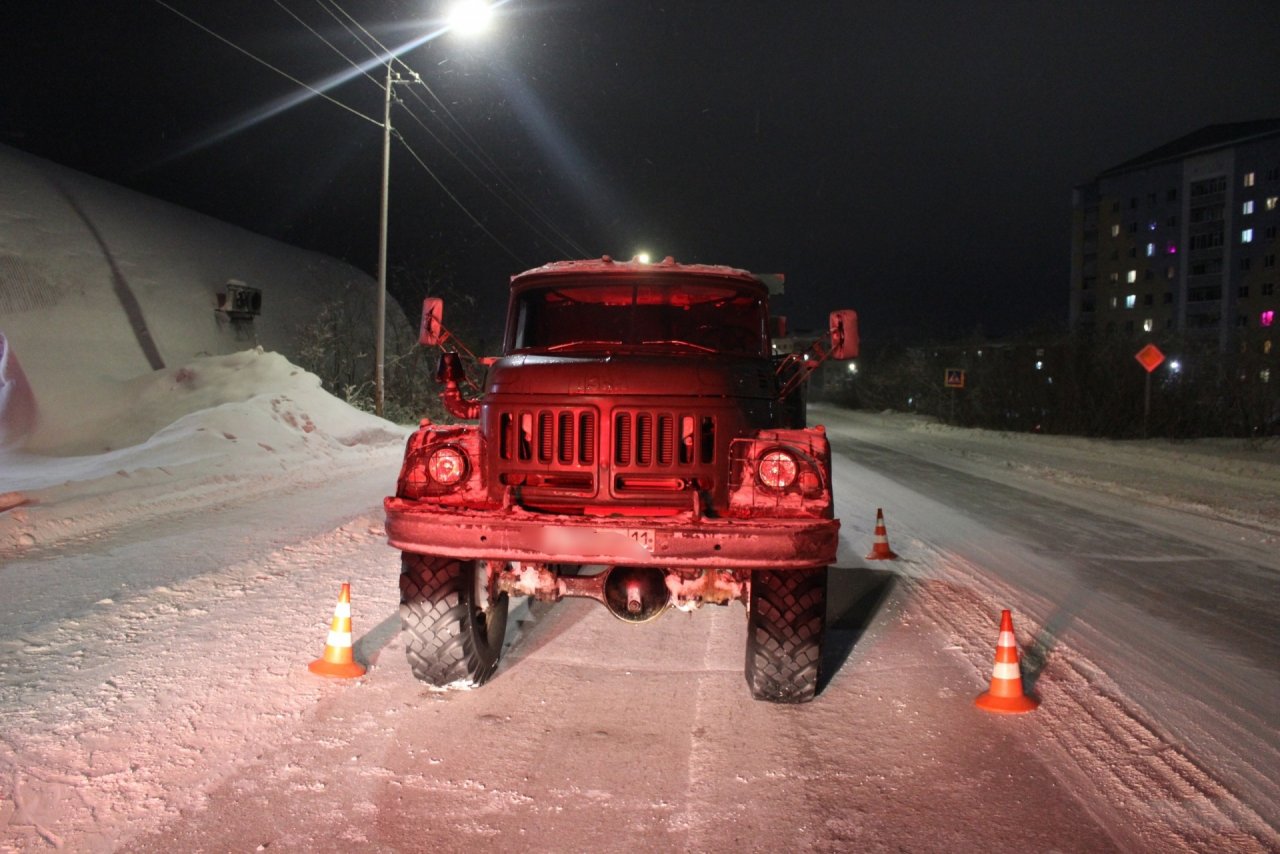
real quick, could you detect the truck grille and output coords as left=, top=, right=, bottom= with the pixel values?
left=499, top=408, right=597, bottom=465
left=614, top=410, right=716, bottom=468
left=494, top=406, right=717, bottom=498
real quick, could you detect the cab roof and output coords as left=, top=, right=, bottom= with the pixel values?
left=510, top=257, right=784, bottom=295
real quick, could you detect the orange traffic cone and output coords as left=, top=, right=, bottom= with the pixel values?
left=309, top=582, right=366, bottom=678
left=975, top=609, right=1038, bottom=714
left=865, top=508, right=898, bottom=560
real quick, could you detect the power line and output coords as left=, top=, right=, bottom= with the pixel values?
left=270, top=0, right=384, bottom=90
left=393, top=130, right=528, bottom=266
left=147, top=0, right=380, bottom=128
left=317, top=0, right=591, bottom=258
left=151, top=0, right=588, bottom=263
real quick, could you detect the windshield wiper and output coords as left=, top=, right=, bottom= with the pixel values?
left=640, top=339, right=717, bottom=353
left=544, top=340, right=624, bottom=352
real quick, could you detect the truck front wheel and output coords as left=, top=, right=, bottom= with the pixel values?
left=745, top=568, right=827, bottom=703
left=399, top=553, right=509, bottom=688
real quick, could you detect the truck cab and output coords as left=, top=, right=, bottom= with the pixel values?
left=385, top=257, right=857, bottom=702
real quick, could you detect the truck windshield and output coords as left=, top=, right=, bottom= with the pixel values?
left=509, top=278, right=768, bottom=356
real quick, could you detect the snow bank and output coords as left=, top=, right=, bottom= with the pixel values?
left=818, top=406, right=1280, bottom=532
left=0, top=348, right=408, bottom=554
left=0, top=144, right=409, bottom=454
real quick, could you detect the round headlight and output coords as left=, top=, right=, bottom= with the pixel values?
left=427, top=446, right=468, bottom=485
left=757, top=449, right=798, bottom=489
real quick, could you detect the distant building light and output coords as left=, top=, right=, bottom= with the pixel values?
left=1111, top=224, right=1120, bottom=237
left=1146, top=243, right=1155, bottom=257
left=1169, top=360, right=1182, bottom=373
left=847, top=362, right=859, bottom=374
left=1148, top=221, right=1157, bottom=232
left=1034, top=360, right=1043, bottom=370
left=1167, top=242, right=1177, bottom=255
left=1143, top=318, right=1153, bottom=332
left=1242, top=228, right=1254, bottom=243
left=1243, top=200, right=1255, bottom=215
left=1262, top=368, right=1272, bottom=383
left=1244, top=172, right=1256, bottom=187
left=1125, top=294, right=1136, bottom=308
left=1267, top=196, right=1279, bottom=211
left=1262, top=310, right=1275, bottom=328
left=1127, top=269, right=1137, bottom=283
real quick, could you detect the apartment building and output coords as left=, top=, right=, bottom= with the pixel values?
left=1069, top=120, right=1280, bottom=369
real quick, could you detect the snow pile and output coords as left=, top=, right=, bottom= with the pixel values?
left=821, top=406, right=1280, bottom=532
left=0, top=144, right=406, bottom=452
left=0, top=348, right=408, bottom=554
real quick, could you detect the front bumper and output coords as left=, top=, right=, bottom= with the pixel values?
left=384, top=497, right=838, bottom=569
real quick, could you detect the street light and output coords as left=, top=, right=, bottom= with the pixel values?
left=448, top=0, right=494, bottom=35
left=374, top=2, right=493, bottom=418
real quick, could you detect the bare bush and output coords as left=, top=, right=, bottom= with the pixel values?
left=849, top=330, right=1278, bottom=439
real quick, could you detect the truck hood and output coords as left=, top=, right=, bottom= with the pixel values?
left=485, top=354, right=776, bottom=399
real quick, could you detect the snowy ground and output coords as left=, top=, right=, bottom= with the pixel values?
left=1, top=356, right=1278, bottom=851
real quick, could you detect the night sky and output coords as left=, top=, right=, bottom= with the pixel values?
left=5, top=1, right=1280, bottom=345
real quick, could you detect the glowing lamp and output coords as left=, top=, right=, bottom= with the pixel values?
left=427, top=446, right=468, bottom=485
left=448, top=0, right=493, bottom=35
left=757, top=449, right=798, bottom=490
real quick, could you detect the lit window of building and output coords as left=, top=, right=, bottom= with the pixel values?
left=1143, top=318, right=1153, bottom=332
left=1262, top=369, right=1272, bottom=383
left=1111, top=224, right=1120, bottom=237
left=1262, top=310, right=1275, bottom=327
left=1242, top=228, right=1254, bottom=243
left=1146, top=243, right=1155, bottom=257
left=1167, top=242, right=1177, bottom=254
left=1267, top=196, right=1279, bottom=211
left=1242, top=200, right=1255, bottom=215
left=1244, top=171, right=1256, bottom=187
left=1125, top=294, right=1136, bottom=309
left=1127, top=269, right=1137, bottom=283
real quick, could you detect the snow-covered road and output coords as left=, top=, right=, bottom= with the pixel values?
left=2, top=405, right=1278, bottom=851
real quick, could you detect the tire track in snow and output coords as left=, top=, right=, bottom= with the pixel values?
left=905, top=541, right=1279, bottom=853
left=0, top=511, right=400, bottom=852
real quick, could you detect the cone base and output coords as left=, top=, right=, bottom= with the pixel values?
left=865, top=547, right=898, bottom=560
left=309, top=658, right=366, bottom=678
left=975, top=690, right=1039, bottom=714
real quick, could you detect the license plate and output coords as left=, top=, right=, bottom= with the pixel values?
left=628, top=529, right=655, bottom=551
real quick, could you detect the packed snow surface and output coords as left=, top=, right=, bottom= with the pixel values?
left=0, top=365, right=1277, bottom=851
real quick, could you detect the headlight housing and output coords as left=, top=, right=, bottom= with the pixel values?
left=427, top=445, right=468, bottom=485
left=397, top=426, right=481, bottom=500
left=757, top=448, right=798, bottom=490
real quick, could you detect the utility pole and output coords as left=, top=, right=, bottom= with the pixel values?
left=374, top=61, right=395, bottom=418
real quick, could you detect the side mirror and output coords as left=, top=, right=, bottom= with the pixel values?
left=829, top=310, right=859, bottom=360
left=419, top=297, right=446, bottom=346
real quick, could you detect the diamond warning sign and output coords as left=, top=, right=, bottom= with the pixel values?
left=1135, top=343, right=1165, bottom=374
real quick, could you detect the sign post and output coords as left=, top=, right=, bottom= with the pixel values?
left=944, top=368, right=965, bottom=423
left=1134, top=344, right=1165, bottom=437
